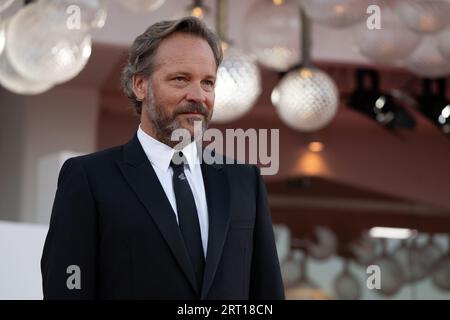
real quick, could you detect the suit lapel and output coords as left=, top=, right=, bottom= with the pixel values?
left=200, top=160, right=231, bottom=299
left=116, top=135, right=200, bottom=295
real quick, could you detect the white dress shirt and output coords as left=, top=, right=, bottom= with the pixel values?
left=137, top=126, right=209, bottom=257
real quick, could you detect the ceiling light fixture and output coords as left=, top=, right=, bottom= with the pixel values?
left=308, top=142, right=324, bottom=153
left=271, top=4, right=339, bottom=132
left=347, top=68, right=416, bottom=130
left=417, top=78, right=450, bottom=135
left=369, top=227, right=418, bottom=239
left=211, top=0, right=262, bottom=123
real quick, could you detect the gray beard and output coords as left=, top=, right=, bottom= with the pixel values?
left=145, top=87, right=209, bottom=148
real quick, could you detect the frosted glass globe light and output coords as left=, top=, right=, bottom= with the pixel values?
left=0, top=35, right=53, bottom=95
left=432, top=254, right=450, bottom=291
left=0, top=0, right=14, bottom=13
left=212, top=44, right=262, bottom=123
left=271, top=68, right=339, bottom=132
left=181, top=1, right=211, bottom=21
left=0, top=19, right=54, bottom=95
left=244, top=0, right=301, bottom=71
left=404, top=36, right=450, bottom=78
left=394, top=0, right=450, bottom=34
left=6, top=2, right=92, bottom=84
left=301, top=0, right=372, bottom=28
left=333, top=263, right=361, bottom=300
left=0, top=21, right=4, bottom=56
left=437, top=26, right=450, bottom=62
left=353, top=4, right=421, bottom=65
left=40, top=0, right=108, bottom=30
left=118, top=0, right=166, bottom=13
left=172, top=3, right=214, bottom=29
left=0, top=50, right=54, bottom=95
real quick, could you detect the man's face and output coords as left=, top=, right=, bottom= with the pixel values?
left=139, top=32, right=217, bottom=147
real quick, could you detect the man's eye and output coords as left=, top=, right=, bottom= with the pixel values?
left=173, top=77, right=187, bottom=82
left=203, top=80, right=215, bottom=87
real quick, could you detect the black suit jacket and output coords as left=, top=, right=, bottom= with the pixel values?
left=41, top=134, right=285, bottom=299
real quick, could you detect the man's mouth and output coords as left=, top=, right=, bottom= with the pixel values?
left=179, top=112, right=204, bottom=117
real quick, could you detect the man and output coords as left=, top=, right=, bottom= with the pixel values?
left=41, top=17, right=285, bottom=300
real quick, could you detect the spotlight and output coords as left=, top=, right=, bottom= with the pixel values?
left=417, top=78, right=450, bottom=135
left=347, top=69, right=416, bottom=130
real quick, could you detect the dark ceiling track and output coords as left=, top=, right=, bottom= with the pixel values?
left=189, top=0, right=206, bottom=11
left=300, top=4, right=312, bottom=68
left=24, top=0, right=35, bottom=5
left=215, top=0, right=229, bottom=42
left=194, top=0, right=204, bottom=6
left=278, top=3, right=312, bottom=79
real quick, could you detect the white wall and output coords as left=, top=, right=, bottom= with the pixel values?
left=0, top=89, right=25, bottom=222
left=19, top=86, right=99, bottom=224
left=0, top=221, right=47, bottom=300
left=0, top=86, right=99, bottom=224
left=35, top=151, right=84, bottom=226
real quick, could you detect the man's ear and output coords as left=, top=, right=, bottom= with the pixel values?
left=132, top=74, right=148, bottom=102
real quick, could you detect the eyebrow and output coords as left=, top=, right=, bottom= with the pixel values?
left=169, top=71, right=216, bottom=81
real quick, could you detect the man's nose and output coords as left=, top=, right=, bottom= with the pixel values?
left=185, top=83, right=207, bottom=104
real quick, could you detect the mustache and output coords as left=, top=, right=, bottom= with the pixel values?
left=173, top=103, right=209, bottom=118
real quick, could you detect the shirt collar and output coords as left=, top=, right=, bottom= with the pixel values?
left=137, top=125, right=199, bottom=172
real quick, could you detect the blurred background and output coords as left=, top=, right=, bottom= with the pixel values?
left=1, top=0, right=450, bottom=300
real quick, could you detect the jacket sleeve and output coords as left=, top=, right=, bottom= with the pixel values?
left=249, top=166, right=285, bottom=300
left=41, top=158, right=98, bottom=299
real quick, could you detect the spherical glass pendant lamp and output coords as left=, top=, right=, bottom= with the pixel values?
left=301, top=0, right=373, bottom=28
left=437, top=26, right=450, bottom=62
left=0, top=19, right=54, bottom=95
left=0, top=0, right=14, bottom=13
left=212, top=43, right=262, bottom=123
left=0, top=19, right=5, bottom=56
left=244, top=0, right=301, bottom=71
left=172, top=0, right=214, bottom=29
left=6, top=2, right=92, bottom=84
left=0, top=48, right=54, bottom=95
left=39, top=0, right=108, bottom=31
left=271, top=6, right=339, bottom=132
left=394, top=0, right=450, bottom=34
left=118, top=0, right=166, bottom=13
left=352, top=3, right=421, bottom=65
left=272, top=67, right=339, bottom=131
left=403, top=36, right=450, bottom=78
left=212, top=0, right=262, bottom=123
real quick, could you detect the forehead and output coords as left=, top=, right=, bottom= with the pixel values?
left=153, top=33, right=217, bottom=75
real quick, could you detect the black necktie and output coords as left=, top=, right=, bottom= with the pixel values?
left=170, top=151, right=204, bottom=290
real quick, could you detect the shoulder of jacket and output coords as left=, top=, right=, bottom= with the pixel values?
left=65, top=144, right=123, bottom=168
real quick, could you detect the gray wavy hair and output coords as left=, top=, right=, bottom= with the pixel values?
left=121, top=16, right=223, bottom=115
